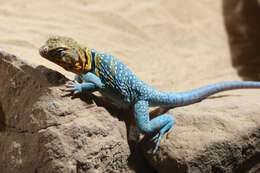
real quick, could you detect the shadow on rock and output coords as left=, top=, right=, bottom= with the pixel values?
left=36, top=65, right=69, bottom=86
left=0, top=103, right=5, bottom=131
left=79, top=94, right=157, bottom=173
left=223, top=0, right=260, bottom=80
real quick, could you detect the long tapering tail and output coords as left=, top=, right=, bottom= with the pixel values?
left=159, top=81, right=260, bottom=107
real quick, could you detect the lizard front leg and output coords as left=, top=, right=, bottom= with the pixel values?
left=63, top=73, right=103, bottom=95
left=62, top=81, right=98, bottom=95
left=134, top=100, right=175, bottom=153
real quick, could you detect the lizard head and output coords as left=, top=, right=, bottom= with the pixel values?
left=39, top=36, right=93, bottom=74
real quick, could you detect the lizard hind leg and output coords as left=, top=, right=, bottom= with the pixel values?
left=134, top=100, right=175, bottom=153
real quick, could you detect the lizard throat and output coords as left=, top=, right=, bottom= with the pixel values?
left=72, top=48, right=98, bottom=75
left=81, top=48, right=96, bottom=73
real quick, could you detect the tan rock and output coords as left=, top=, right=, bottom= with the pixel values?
left=142, top=1, right=260, bottom=172
left=223, top=0, right=260, bottom=81
left=144, top=91, right=260, bottom=172
left=1, top=50, right=259, bottom=173
left=0, top=51, right=153, bottom=173
left=0, top=1, right=260, bottom=172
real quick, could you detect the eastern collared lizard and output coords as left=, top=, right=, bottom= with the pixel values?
left=39, top=36, right=260, bottom=153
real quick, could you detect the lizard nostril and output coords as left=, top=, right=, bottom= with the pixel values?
left=39, top=46, right=48, bottom=56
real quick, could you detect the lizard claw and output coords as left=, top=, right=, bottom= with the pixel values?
left=151, top=133, right=159, bottom=141
left=60, top=81, right=82, bottom=97
left=64, top=83, right=74, bottom=88
left=152, top=132, right=163, bottom=153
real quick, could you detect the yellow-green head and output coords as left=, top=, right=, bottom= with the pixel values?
left=39, top=36, right=92, bottom=74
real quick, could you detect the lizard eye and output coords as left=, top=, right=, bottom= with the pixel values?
left=55, top=49, right=65, bottom=57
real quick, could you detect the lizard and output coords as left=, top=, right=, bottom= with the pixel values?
left=39, top=35, right=260, bottom=153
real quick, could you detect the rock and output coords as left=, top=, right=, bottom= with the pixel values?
left=141, top=1, right=260, bottom=172
left=223, top=0, right=260, bottom=80
left=0, top=50, right=154, bottom=173
left=144, top=91, right=260, bottom=172
left=0, top=47, right=260, bottom=172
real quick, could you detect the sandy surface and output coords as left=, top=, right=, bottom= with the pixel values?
left=0, top=0, right=239, bottom=91
left=1, top=1, right=260, bottom=172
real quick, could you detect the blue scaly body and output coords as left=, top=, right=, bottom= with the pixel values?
left=74, top=50, right=260, bottom=153
left=39, top=36, right=260, bottom=153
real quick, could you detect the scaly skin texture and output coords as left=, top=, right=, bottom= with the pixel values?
left=40, top=36, right=260, bottom=153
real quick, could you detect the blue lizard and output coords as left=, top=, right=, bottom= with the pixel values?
left=39, top=36, right=260, bottom=153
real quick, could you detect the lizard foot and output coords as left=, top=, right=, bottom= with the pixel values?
left=152, top=114, right=174, bottom=153
left=60, top=81, right=82, bottom=98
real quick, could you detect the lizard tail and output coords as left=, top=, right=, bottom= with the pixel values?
left=159, top=81, right=260, bottom=107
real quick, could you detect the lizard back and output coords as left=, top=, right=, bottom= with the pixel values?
left=94, top=52, right=155, bottom=107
